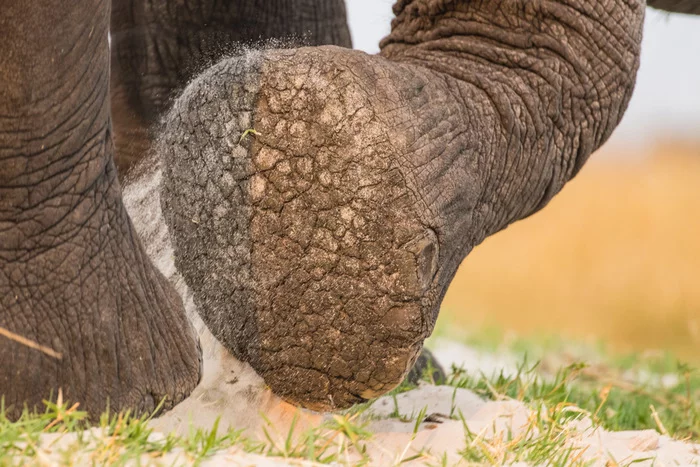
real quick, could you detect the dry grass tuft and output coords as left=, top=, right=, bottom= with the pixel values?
left=0, top=326, right=63, bottom=360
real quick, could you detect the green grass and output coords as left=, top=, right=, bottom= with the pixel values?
left=365, top=330, right=699, bottom=465
left=411, top=339, right=699, bottom=465
left=456, top=403, right=592, bottom=466
left=1, top=330, right=698, bottom=466
left=0, top=398, right=241, bottom=466
left=437, top=329, right=700, bottom=440
left=447, top=358, right=699, bottom=437
left=426, top=322, right=700, bottom=439
left=0, top=395, right=377, bottom=466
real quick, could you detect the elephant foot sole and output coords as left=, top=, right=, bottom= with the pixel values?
left=159, top=47, right=454, bottom=411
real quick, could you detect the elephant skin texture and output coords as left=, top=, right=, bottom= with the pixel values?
left=0, top=0, right=201, bottom=419
left=123, top=158, right=445, bottom=431
left=4, top=0, right=681, bottom=418
left=647, top=0, right=700, bottom=14
left=110, top=0, right=351, bottom=175
left=160, top=0, right=643, bottom=410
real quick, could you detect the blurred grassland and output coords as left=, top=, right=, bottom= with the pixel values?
left=439, top=142, right=700, bottom=361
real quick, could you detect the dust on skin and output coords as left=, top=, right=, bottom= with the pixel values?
left=121, top=152, right=700, bottom=467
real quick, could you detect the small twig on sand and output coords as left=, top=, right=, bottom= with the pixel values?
left=650, top=404, right=669, bottom=436
left=0, top=325, right=63, bottom=359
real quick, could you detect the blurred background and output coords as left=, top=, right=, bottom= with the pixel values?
left=346, top=2, right=700, bottom=360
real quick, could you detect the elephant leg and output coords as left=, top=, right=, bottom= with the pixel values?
left=406, top=348, right=446, bottom=386
left=112, top=0, right=442, bottom=396
left=110, top=0, right=352, bottom=176
left=0, top=0, right=201, bottom=419
left=160, top=0, right=644, bottom=411
left=647, top=0, right=700, bottom=14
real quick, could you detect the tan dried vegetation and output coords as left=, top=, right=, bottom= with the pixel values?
left=441, top=141, right=700, bottom=360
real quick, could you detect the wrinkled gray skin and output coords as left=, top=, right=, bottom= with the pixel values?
left=0, top=0, right=696, bottom=419
left=648, top=0, right=700, bottom=13
left=0, top=0, right=202, bottom=419
left=110, top=0, right=352, bottom=175
left=160, top=0, right=648, bottom=411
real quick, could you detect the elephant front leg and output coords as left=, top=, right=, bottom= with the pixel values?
left=160, top=0, right=644, bottom=410
left=114, top=0, right=443, bottom=408
left=160, top=50, right=447, bottom=410
left=0, top=0, right=201, bottom=419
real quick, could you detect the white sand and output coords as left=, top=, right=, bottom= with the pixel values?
left=26, top=367, right=700, bottom=466
left=37, top=160, right=691, bottom=466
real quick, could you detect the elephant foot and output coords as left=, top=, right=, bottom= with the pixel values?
left=156, top=0, right=644, bottom=412
left=0, top=159, right=201, bottom=419
left=159, top=47, right=460, bottom=411
left=406, top=348, right=446, bottom=386
left=157, top=0, right=644, bottom=409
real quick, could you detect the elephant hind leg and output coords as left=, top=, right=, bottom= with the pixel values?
left=110, top=0, right=352, bottom=177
